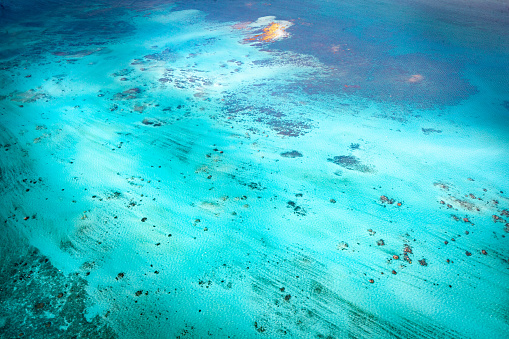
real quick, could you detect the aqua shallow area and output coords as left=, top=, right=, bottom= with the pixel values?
left=1, top=0, right=509, bottom=338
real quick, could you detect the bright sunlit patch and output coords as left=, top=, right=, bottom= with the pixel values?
left=241, top=16, right=293, bottom=43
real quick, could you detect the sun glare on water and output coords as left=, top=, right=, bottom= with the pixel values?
left=241, top=16, right=292, bottom=43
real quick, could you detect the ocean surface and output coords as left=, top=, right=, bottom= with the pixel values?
left=1, top=0, right=508, bottom=337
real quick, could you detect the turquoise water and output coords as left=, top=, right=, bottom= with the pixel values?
left=1, top=0, right=508, bottom=337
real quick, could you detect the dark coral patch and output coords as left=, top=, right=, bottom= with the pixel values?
left=281, top=150, right=303, bottom=158
left=327, top=155, right=374, bottom=173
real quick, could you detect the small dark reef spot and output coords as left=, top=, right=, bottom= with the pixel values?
left=327, top=155, right=374, bottom=173
left=422, top=128, right=442, bottom=135
left=281, top=150, right=303, bottom=158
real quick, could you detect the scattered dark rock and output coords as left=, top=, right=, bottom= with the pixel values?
left=380, top=195, right=395, bottom=204
left=403, top=254, right=412, bottom=264
left=293, top=206, right=306, bottom=216
left=247, top=182, right=265, bottom=190
left=287, top=200, right=306, bottom=215
left=337, top=241, right=349, bottom=250
left=254, top=322, right=266, bottom=333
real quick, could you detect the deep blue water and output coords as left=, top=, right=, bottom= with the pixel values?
left=1, top=0, right=509, bottom=338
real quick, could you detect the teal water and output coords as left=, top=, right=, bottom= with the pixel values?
left=1, top=0, right=509, bottom=338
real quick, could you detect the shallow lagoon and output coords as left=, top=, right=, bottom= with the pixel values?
left=1, top=0, right=508, bottom=338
